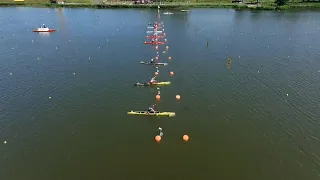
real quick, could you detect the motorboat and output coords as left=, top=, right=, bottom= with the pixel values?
left=33, top=24, right=56, bottom=32
left=163, top=12, right=173, bottom=15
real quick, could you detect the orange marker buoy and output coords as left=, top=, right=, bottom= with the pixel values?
left=155, top=135, right=161, bottom=142
left=176, top=95, right=180, bottom=100
left=168, top=56, right=172, bottom=60
left=183, top=135, right=189, bottom=142
left=170, top=71, right=174, bottom=76
left=155, top=72, right=159, bottom=76
left=156, top=94, right=160, bottom=100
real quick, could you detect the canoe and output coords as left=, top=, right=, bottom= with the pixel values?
left=146, top=31, right=163, bottom=33
left=134, top=81, right=171, bottom=86
left=144, top=41, right=164, bottom=45
left=146, top=36, right=164, bottom=38
left=127, top=111, right=175, bottom=117
left=140, top=61, right=168, bottom=66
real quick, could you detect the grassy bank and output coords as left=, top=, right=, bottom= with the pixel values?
left=1, top=0, right=320, bottom=10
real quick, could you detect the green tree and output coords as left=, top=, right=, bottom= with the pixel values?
left=275, top=0, right=289, bottom=5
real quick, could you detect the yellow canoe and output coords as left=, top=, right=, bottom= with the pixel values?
left=154, top=81, right=170, bottom=85
left=134, top=81, right=171, bottom=86
left=127, top=111, right=175, bottom=117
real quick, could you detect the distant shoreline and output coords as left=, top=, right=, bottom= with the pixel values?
left=1, top=2, right=320, bottom=10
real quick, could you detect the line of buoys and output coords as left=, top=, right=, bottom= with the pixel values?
left=148, top=6, right=189, bottom=143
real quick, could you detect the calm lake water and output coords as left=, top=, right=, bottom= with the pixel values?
left=1, top=7, right=320, bottom=180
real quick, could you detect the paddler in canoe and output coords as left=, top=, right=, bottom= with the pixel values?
left=148, top=104, right=156, bottom=113
left=150, top=76, right=157, bottom=84
left=150, top=58, right=155, bottom=64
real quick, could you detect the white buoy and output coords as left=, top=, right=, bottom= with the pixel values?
left=49, top=96, right=52, bottom=99
left=73, top=73, right=75, bottom=75
left=89, top=57, right=91, bottom=59
left=258, top=71, right=260, bottom=73
left=4, top=141, right=7, bottom=144
left=286, top=94, right=288, bottom=96
left=37, top=57, right=40, bottom=60
left=9, top=73, right=12, bottom=75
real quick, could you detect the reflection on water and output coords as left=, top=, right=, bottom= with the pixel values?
left=39, top=32, right=50, bottom=37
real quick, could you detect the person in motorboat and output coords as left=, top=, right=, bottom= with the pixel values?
left=43, top=24, right=46, bottom=28
left=148, top=104, right=156, bottom=113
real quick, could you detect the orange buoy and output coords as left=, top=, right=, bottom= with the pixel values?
left=168, top=56, right=172, bottom=60
left=155, top=72, right=159, bottom=76
left=183, top=135, right=189, bottom=142
left=176, top=95, right=180, bottom=100
left=170, top=71, right=174, bottom=76
left=155, top=135, right=161, bottom=142
left=156, top=94, right=160, bottom=100
left=164, top=39, right=167, bottom=42
left=155, top=56, right=159, bottom=60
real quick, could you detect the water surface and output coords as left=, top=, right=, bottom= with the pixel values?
left=1, top=7, right=320, bottom=180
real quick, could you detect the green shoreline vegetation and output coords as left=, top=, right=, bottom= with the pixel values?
left=1, top=0, right=320, bottom=10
